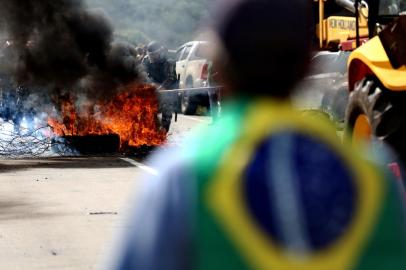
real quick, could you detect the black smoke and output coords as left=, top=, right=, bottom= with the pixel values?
left=0, top=0, right=140, bottom=97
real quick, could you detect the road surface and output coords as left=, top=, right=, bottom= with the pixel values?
left=0, top=114, right=211, bottom=270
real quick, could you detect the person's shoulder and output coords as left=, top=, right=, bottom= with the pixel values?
left=162, top=58, right=175, bottom=66
left=166, top=58, right=175, bottom=64
left=148, top=146, right=194, bottom=177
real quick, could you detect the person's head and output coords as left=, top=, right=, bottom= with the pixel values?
left=136, top=46, right=145, bottom=57
left=146, top=41, right=163, bottom=63
left=212, top=0, right=312, bottom=98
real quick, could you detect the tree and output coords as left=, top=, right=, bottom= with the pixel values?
left=85, top=0, right=210, bottom=48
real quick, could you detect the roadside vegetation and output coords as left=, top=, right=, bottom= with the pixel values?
left=86, top=0, right=210, bottom=48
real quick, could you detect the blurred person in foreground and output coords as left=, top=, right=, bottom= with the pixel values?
left=142, top=41, right=178, bottom=133
left=207, top=61, right=221, bottom=122
left=109, top=0, right=406, bottom=269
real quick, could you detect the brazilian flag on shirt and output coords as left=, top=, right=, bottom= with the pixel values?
left=189, top=98, right=406, bottom=270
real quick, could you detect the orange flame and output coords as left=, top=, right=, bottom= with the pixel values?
left=48, top=83, right=166, bottom=148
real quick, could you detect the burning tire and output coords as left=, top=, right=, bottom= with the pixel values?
left=345, top=77, right=406, bottom=163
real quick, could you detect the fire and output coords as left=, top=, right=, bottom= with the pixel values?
left=48, top=83, right=166, bottom=148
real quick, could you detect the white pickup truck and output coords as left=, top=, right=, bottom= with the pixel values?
left=175, top=41, right=211, bottom=114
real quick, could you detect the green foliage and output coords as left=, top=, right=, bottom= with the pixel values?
left=114, top=29, right=150, bottom=46
left=85, top=0, right=210, bottom=48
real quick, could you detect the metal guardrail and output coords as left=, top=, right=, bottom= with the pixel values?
left=157, top=86, right=222, bottom=94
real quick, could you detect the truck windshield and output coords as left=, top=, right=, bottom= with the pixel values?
left=379, top=0, right=406, bottom=15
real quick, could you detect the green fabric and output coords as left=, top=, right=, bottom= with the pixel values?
left=191, top=99, right=252, bottom=270
left=355, top=172, right=406, bottom=270
left=188, top=98, right=406, bottom=270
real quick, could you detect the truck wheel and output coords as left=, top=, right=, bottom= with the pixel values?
left=181, top=93, right=197, bottom=115
left=345, top=77, right=406, bottom=163
left=181, top=79, right=197, bottom=115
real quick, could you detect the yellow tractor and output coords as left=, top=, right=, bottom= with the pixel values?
left=315, top=0, right=369, bottom=50
left=344, top=0, right=406, bottom=163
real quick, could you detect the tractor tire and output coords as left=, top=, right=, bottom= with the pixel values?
left=345, top=77, right=406, bottom=163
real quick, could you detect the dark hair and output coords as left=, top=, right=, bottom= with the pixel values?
left=215, top=0, right=311, bottom=97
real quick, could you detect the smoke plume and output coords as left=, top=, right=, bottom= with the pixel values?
left=0, top=0, right=140, bottom=97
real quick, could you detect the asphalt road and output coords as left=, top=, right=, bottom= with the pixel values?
left=0, top=114, right=211, bottom=270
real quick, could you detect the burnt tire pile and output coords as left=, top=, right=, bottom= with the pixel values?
left=345, top=77, right=406, bottom=164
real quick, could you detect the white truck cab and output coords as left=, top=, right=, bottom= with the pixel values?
left=175, top=41, right=211, bottom=114
left=176, top=41, right=210, bottom=89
